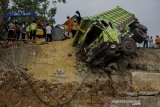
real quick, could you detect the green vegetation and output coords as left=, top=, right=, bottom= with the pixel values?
left=9, top=0, right=57, bottom=24
left=0, top=0, right=66, bottom=25
left=0, top=0, right=9, bottom=25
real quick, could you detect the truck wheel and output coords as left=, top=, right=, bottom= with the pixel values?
left=133, top=28, right=147, bottom=40
left=134, top=23, right=147, bottom=32
left=75, top=46, right=87, bottom=61
left=121, top=37, right=136, bottom=54
left=132, top=35, right=144, bottom=43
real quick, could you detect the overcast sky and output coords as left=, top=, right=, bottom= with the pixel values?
left=54, top=0, right=160, bottom=37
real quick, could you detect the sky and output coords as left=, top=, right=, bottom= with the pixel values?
left=54, top=0, right=160, bottom=37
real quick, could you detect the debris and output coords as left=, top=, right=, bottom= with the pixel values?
left=138, top=91, right=159, bottom=96
left=126, top=92, right=138, bottom=97
left=67, top=53, right=73, bottom=57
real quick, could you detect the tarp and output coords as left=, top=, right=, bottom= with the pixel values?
left=52, top=25, right=67, bottom=41
left=4, top=12, right=37, bottom=21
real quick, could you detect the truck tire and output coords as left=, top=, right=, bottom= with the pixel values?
left=129, top=21, right=139, bottom=31
left=133, top=28, right=146, bottom=40
left=92, top=42, right=109, bottom=59
left=121, top=37, right=136, bottom=54
left=75, top=46, right=87, bottom=61
left=132, top=35, right=144, bottom=43
left=134, top=23, right=147, bottom=32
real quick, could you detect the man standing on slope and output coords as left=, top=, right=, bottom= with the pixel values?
left=45, top=23, right=52, bottom=42
left=66, top=16, right=72, bottom=35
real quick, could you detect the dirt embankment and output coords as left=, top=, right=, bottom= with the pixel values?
left=27, top=39, right=77, bottom=83
left=0, top=40, right=160, bottom=107
left=117, top=48, right=160, bottom=73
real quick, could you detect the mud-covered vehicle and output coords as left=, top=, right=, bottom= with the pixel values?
left=73, top=6, right=148, bottom=66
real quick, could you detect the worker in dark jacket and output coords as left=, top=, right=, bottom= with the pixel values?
left=143, top=37, right=149, bottom=48
left=76, top=11, right=82, bottom=25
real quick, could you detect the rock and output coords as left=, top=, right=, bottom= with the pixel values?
left=98, top=91, right=102, bottom=95
left=132, top=72, right=160, bottom=91
left=78, top=69, right=82, bottom=72
left=22, top=67, right=28, bottom=71
left=67, top=53, right=72, bottom=57
left=105, top=67, right=112, bottom=72
left=82, top=67, right=87, bottom=71
left=59, top=74, right=66, bottom=78
left=138, top=91, right=159, bottom=96
left=0, top=80, right=3, bottom=84
left=39, top=88, right=45, bottom=92
left=108, top=63, right=117, bottom=70
left=136, top=64, right=142, bottom=69
left=43, top=96, right=50, bottom=103
left=56, top=69, right=65, bottom=75
left=111, top=70, right=117, bottom=75
left=127, top=63, right=136, bottom=69
left=62, top=97, right=66, bottom=101
left=33, top=52, right=36, bottom=56
left=126, top=92, right=138, bottom=97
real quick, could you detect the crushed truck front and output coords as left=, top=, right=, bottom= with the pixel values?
left=73, top=6, right=148, bottom=66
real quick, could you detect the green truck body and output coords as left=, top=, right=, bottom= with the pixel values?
left=73, top=7, right=148, bottom=66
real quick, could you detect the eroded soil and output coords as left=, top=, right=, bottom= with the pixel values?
left=0, top=40, right=160, bottom=107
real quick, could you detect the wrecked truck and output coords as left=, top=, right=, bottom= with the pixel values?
left=73, top=6, right=148, bottom=66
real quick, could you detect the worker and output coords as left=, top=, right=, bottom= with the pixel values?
left=21, top=22, right=26, bottom=41
left=75, top=11, right=82, bottom=25
left=8, top=20, right=16, bottom=41
left=26, top=25, right=31, bottom=40
left=37, top=19, right=43, bottom=27
left=71, top=19, right=78, bottom=37
left=30, top=20, right=37, bottom=41
left=148, top=36, right=153, bottom=47
left=71, top=19, right=85, bottom=38
left=15, top=21, right=21, bottom=40
left=45, top=23, right=52, bottom=42
left=155, top=35, right=160, bottom=44
left=143, top=37, right=149, bottom=48
left=66, top=16, right=72, bottom=35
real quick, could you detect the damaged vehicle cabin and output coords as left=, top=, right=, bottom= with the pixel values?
left=73, top=6, right=148, bottom=66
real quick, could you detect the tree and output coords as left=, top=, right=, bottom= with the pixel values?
left=0, top=0, right=66, bottom=25
left=9, top=0, right=62, bottom=24
left=0, top=0, right=9, bottom=25
left=58, top=0, right=66, bottom=3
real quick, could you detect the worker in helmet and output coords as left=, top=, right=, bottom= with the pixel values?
left=26, top=25, right=31, bottom=40
left=71, top=18, right=86, bottom=37
left=155, top=35, right=160, bottom=44
left=71, top=19, right=78, bottom=38
left=66, top=16, right=72, bottom=35
left=30, top=20, right=37, bottom=41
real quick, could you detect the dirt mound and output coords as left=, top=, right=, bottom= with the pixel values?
left=0, top=40, right=160, bottom=107
left=28, top=39, right=77, bottom=83
left=117, top=48, right=160, bottom=73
